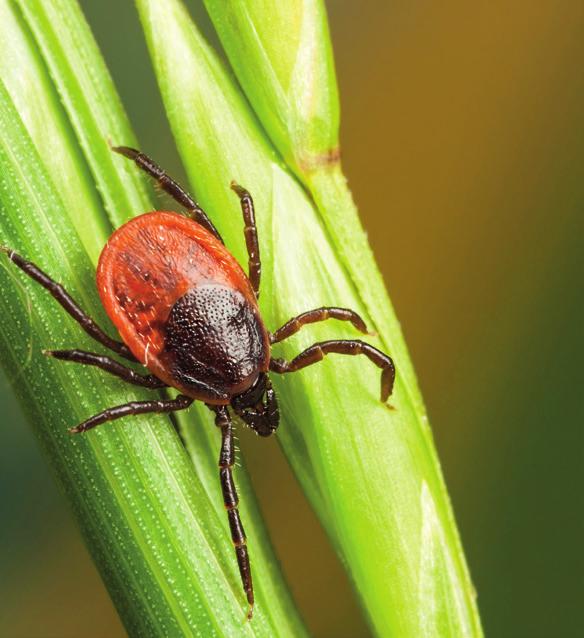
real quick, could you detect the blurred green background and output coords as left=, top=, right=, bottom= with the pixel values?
left=0, top=1, right=582, bottom=637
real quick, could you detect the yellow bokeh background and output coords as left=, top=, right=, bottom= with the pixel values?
left=0, top=2, right=581, bottom=637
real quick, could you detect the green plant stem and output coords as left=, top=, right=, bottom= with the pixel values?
left=0, top=78, right=212, bottom=636
left=306, top=164, right=428, bottom=406
left=0, top=1, right=307, bottom=634
left=16, top=0, right=152, bottom=224
left=136, top=0, right=483, bottom=635
left=0, top=0, right=107, bottom=260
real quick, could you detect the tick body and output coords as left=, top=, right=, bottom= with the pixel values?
left=98, top=211, right=270, bottom=403
left=2, top=146, right=395, bottom=620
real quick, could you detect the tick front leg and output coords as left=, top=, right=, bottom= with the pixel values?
left=230, top=183, right=261, bottom=298
left=70, top=395, right=193, bottom=434
left=270, top=307, right=370, bottom=343
left=270, top=339, right=395, bottom=402
left=112, top=146, right=223, bottom=243
left=210, top=405, right=255, bottom=619
left=44, top=349, right=167, bottom=388
left=0, top=247, right=135, bottom=361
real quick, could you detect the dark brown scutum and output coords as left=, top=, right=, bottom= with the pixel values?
left=162, top=284, right=267, bottom=400
left=211, top=405, right=254, bottom=619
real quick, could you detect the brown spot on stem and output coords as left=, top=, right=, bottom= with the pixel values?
left=299, top=146, right=342, bottom=172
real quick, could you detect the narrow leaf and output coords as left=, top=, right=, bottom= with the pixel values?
left=203, top=0, right=339, bottom=177
left=16, top=0, right=152, bottom=226
left=0, top=0, right=107, bottom=259
left=136, top=0, right=483, bottom=636
left=0, top=2, right=307, bottom=635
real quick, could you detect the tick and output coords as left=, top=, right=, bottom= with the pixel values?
left=1, top=147, right=395, bottom=619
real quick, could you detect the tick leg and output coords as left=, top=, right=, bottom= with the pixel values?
left=230, top=183, right=261, bottom=298
left=270, top=339, right=395, bottom=402
left=44, top=349, right=167, bottom=388
left=70, top=395, right=193, bottom=434
left=0, top=247, right=135, bottom=361
left=210, top=405, right=254, bottom=619
left=112, top=146, right=223, bottom=244
left=270, top=307, right=370, bottom=343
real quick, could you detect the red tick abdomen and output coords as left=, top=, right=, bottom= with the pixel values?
left=97, top=211, right=269, bottom=403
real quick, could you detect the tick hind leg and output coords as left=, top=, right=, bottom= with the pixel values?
left=70, top=395, right=193, bottom=434
left=230, top=183, right=261, bottom=298
left=210, top=405, right=254, bottom=619
left=270, top=307, right=371, bottom=343
left=112, top=146, right=223, bottom=243
left=45, top=349, right=167, bottom=388
left=270, top=339, right=395, bottom=402
left=0, top=247, right=135, bottom=361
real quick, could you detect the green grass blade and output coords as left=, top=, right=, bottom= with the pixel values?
left=136, top=0, right=482, bottom=636
left=0, top=3, right=307, bottom=635
left=202, top=0, right=339, bottom=178
left=15, top=0, right=152, bottom=226
left=201, top=0, right=427, bottom=398
left=135, top=0, right=324, bottom=516
left=0, top=77, right=209, bottom=637
left=0, top=0, right=108, bottom=259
